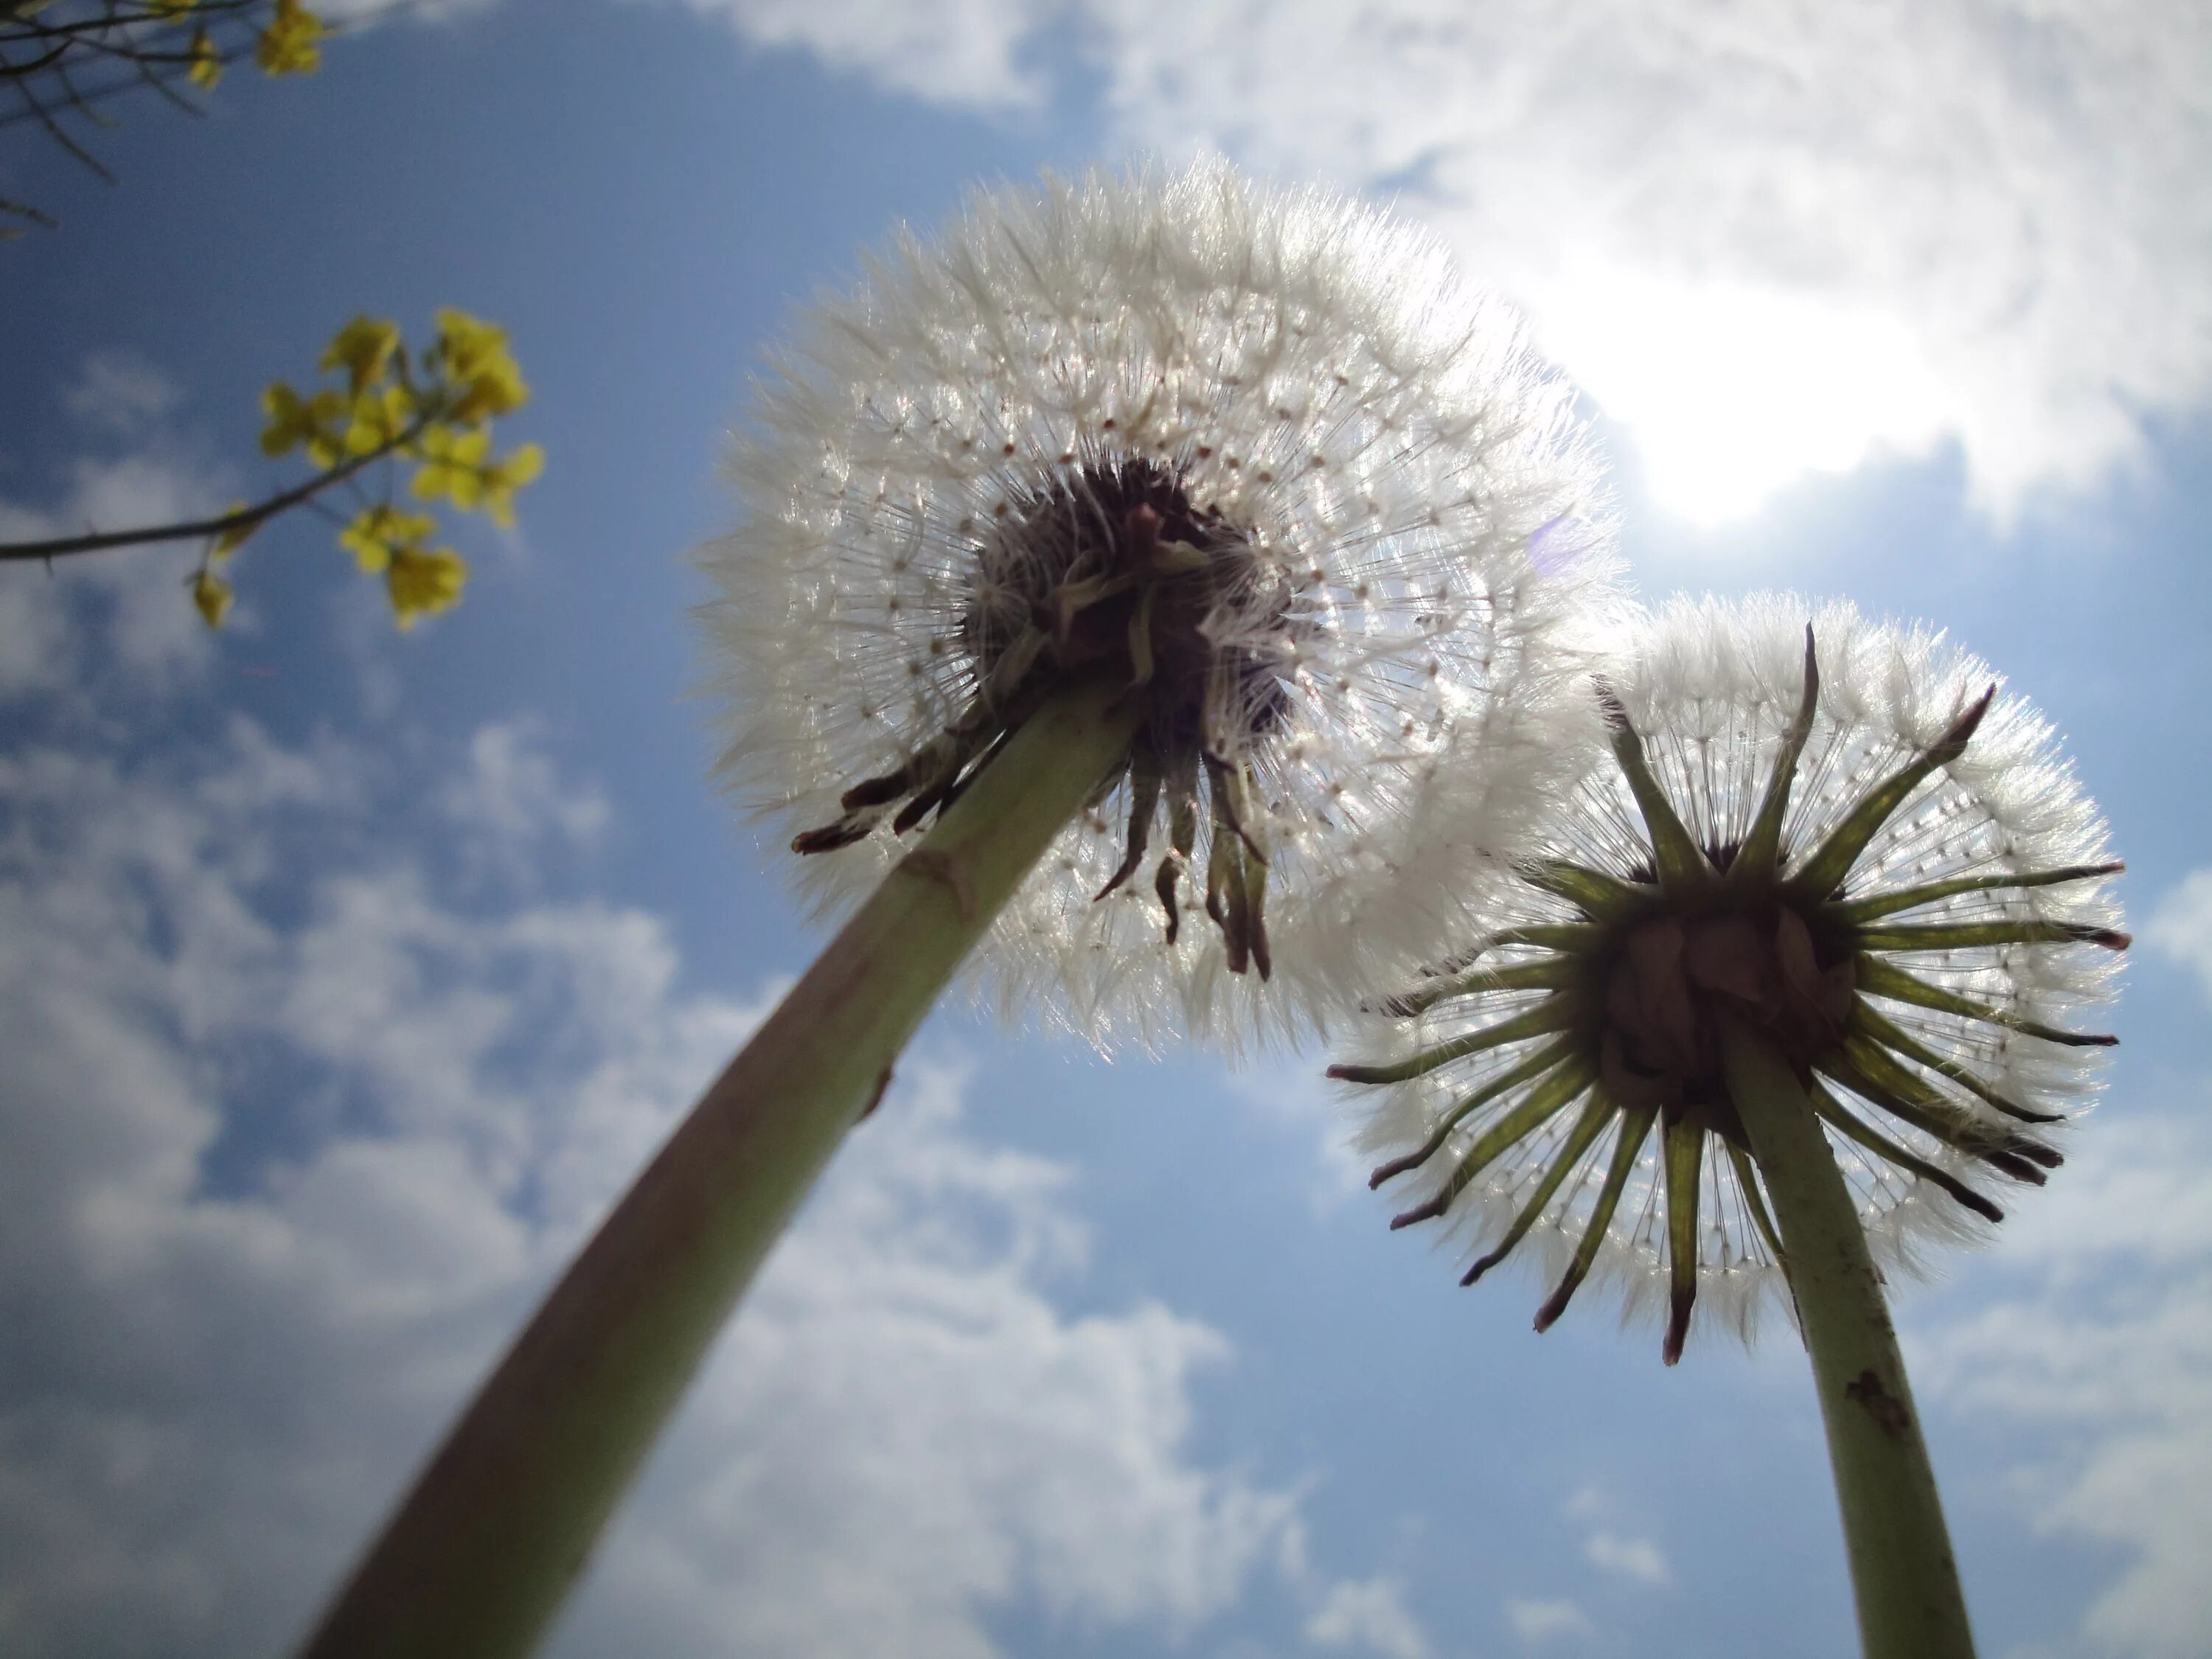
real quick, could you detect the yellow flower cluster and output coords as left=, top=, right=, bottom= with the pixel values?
left=338, top=504, right=469, bottom=627
left=192, top=568, right=234, bottom=628
left=255, top=0, right=323, bottom=76
left=204, top=310, right=540, bottom=631
left=187, top=29, right=221, bottom=90
left=164, top=1, right=326, bottom=92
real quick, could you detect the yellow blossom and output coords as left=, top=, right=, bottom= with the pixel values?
left=339, top=504, right=437, bottom=574
left=321, top=315, right=400, bottom=394
left=152, top=0, right=197, bottom=13
left=210, top=501, right=258, bottom=559
left=256, top=0, right=323, bottom=76
left=432, top=308, right=530, bottom=422
left=344, top=382, right=417, bottom=456
left=410, top=424, right=490, bottom=509
left=386, top=546, right=467, bottom=629
left=192, top=569, right=234, bottom=628
left=476, top=442, right=544, bottom=527
left=260, top=381, right=346, bottom=466
left=187, top=28, right=221, bottom=91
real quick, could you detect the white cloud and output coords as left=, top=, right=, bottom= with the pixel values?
left=62, top=351, right=183, bottom=435
left=1558, top=1486, right=1669, bottom=1587
left=316, top=0, right=500, bottom=18
left=1505, top=1598, right=1595, bottom=1644
left=1304, top=1576, right=1430, bottom=1659
left=1912, top=1107, right=2212, bottom=1658
left=1584, top=1528, right=1669, bottom=1587
left=2146, top=869, right=2212, bottom=1003
left=0, top=450, right=223, bottom=700
left=1222, top=1045, right=1374, bottom=1217
left=651, top=0, right=1043, bottom=108
left=0, top=712, right=1303, bottom=1658
left=438, top=719, right=612, bottom=858
left=678, top=0, right=2212, bottom=524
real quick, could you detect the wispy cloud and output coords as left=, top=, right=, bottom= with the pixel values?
left=2146, top=870, right=2212, bottom=1004
left=1584, top=1528, right=1669, bottom=1587
left=1304, top=1575, right=1431, bottom=1659
left=61, top=351, right=183, bottom=436
left=651, top=0, right=1046, bottom=108
left=0, top=705, right=1303, bottom=1658
left=0, top=441, right=226, bottom=701
left=1911, top=1105, right=2212, bottom=1658
left=663, top=0, right=2212, bottom=524
left=1505, top=1597, right=1595, bottom=1644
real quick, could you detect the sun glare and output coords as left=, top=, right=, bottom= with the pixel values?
left=1539, top=276, right=1952, bottom=525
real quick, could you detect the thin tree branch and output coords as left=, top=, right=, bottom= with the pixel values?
left=0, top=422, right=431, bottom=563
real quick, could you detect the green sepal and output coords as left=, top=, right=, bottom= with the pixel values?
left=1380, top=955, right=1582, bottom=1018
left=1533, top=1104, right=1656, bottom=1333
left=1092, top=749, right=1163, bottom=900
left=1519, top=858, right=1659, bottom=923
left=1661, top=1115, right=1706, bottom=1364
left=1728, top=624, right=1819, bottom=890
left=1824, top=861, right=2124, bottom=925
left=1326, top=994, right=1582, bottom=1086
left=1854, top=954, right=2117, bottom=1047
left=1391, top=1055, right=1599, bottom=1228
left=1844, top=999, right=2063, bottom=1124
left=1820, top=1038, right=2058, bottom=1183
left=1783, top=686, right=1993, bottom=902
left=1855, top=919, right=2129, bottom=953
left=1461, top=1089, right=1617, bottom=1285
left=1804, top=1079, right=2005, bottom=1223
left=1599, top=687, right=1718, bottom=897
left=1368, top=1034, right=1582, bottom=1187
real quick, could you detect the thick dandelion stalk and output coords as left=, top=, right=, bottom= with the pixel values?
left=296, top=162, right=1618, bottom=1659
left=1336, top=594, right=2124, bottom=1658
left=1719, top=1016, right=1975, bottom=1659
left=297, top=678, right=1139, bottom=1659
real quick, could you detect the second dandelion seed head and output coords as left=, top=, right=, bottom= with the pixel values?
left=1336, top=595, right=2126, bottom=1363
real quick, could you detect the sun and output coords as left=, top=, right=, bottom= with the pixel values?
left=1538, top=273, right=1954, bottom=525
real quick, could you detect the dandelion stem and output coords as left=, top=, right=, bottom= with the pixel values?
left=1719, top=1016, right=1978, bottom=1659
left=293, top=678, right=1142, bottom=1659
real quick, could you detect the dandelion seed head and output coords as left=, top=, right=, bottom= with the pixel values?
left=703, top=159, right=1621, bottom=1048
left=1338, top=593, right=2124, bottom=1357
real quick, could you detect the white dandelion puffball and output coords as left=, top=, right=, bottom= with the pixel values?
left=702, top=159, right=1621, bottom=1048
left=1333, top=593, right=2126, bottom=1361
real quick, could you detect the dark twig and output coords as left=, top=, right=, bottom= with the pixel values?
left=0, top=420, right=431, bottom=563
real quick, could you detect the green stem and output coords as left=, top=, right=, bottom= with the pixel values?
left=1718, top=1018, right=1977, bottom=1659
left=294, top=678, right=1141, bottom=1659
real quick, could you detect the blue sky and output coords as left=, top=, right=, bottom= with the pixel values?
left=2, top=2, right=2209, bottom=1657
